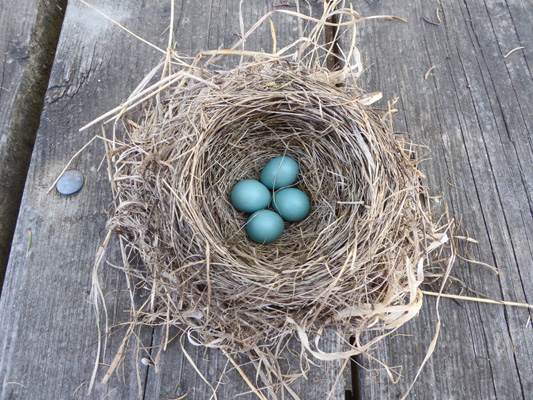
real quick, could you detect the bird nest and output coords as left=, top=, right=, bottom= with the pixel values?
left=89, top=5, right=452, bottom=398
left=109, top=64, right=431, bottom=336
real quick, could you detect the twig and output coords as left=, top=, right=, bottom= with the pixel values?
left=101, top=387, right=117, bottom=400
left=421, top=16, right=440, bottom=26
left=79, top=0, right=165, bottom=54
left=46, top=135, right=98, bottom=193
left=223, top=350, right=267, bottom=400
left=503, top=46, right=525, bottom=58
left=160, top=25, right=170, bottom=37
left=181, top=340, right=218, bottom=400
left=269, top=19, right=277, bottom=54
left=72, top=380, right=87, bottom=397
left=168, top=395, right=188, bottom=400
left=445, top=179, right=460, bottom=189
left=79, top=72, right=186, bottom=131
left=3, top=382, right=26, bottom=388
left=167, top=0, right=175, bottom=51
left=422, top=290, right=533, bottom=309
left=424, top=65, right=436, bottom=80
left=326, top=357, right=350, bottom=399
left=26, top=229, right=32, bottom=254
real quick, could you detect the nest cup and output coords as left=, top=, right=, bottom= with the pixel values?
left=108, top=62, right=431, bottom=359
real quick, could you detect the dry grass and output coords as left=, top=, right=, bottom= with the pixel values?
left=88, top=2, right=455, bottom=398
left=108, top=65, right=436, bottom=342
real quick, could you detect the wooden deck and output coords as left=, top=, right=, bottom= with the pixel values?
left=1, top=1, right=532, bottom=399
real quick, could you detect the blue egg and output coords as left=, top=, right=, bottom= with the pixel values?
left=260, top=156, right=299, bottom=190
left=273, top=188, right=310, bottom=222
left=231, top=180, right=271, bottom=213
left=246, top=210, right=285, bottom=244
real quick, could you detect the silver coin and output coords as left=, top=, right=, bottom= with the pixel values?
left=56, top=170, right=84, bottom=195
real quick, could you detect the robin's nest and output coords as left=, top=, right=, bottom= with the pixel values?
left=109, top=64, right=430, bottom=337
left=92, top=4, right=452, bottom=398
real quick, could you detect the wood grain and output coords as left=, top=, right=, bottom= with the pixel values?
left=341, top=0, right=533, bottom=399
left=0, top=1, right=346, bottom=399
left=0, top=0, right=67, bottom=283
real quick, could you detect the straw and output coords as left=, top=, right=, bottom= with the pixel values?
left=89, top=2, right=457, bottom=398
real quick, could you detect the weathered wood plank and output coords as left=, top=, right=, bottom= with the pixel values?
left=145, top=327, right=345, bottom=400
left=0, top=1, right=346, bottom=399
left=341, top=0, right=533, bottom=399
left=0, top=1, right=170, bottom=397
left=0, top=0, right=67, bottom=283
